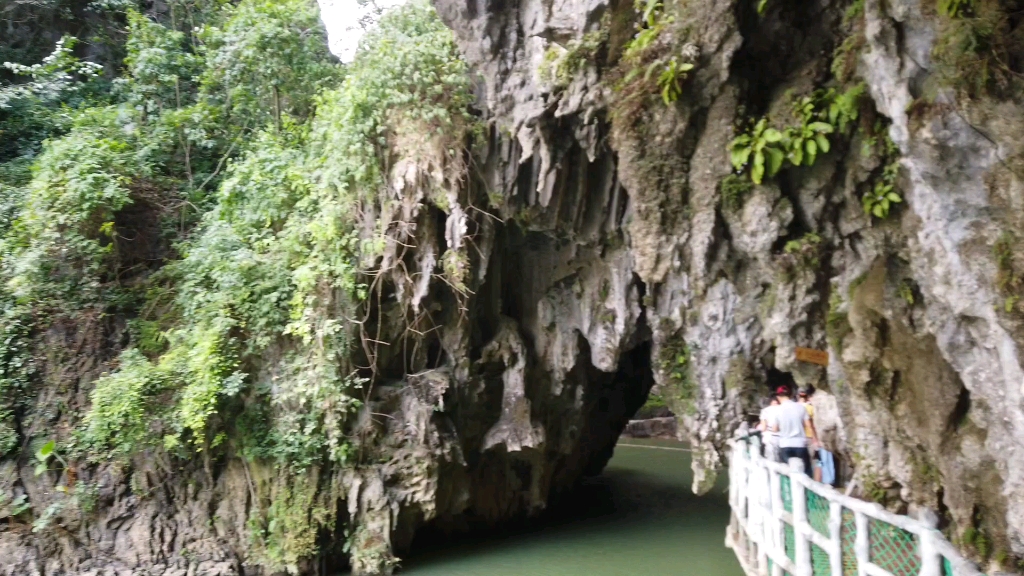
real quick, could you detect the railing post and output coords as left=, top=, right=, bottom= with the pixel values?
left=919, top=529, right=942, bottom=576
left=790, top=461, right=812, bottom=576
left=769, top=466, right=785, bottom=576
left=828, top=501, right=843, bottom=576
left=758, top=469, right=769, bottom=576
left=729, top=443, right=739, bottom=511
left=855, top=511, right=869, bottom=576
left=750, top=440, right=769, bottom=576
left=745, top=437, right=760, bottom=523
left=745, top=444, right=753, bottom=520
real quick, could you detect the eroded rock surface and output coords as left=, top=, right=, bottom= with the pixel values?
left=4, top=0, right=1024, bottom=573
left=431, top=0, right=1024, bottom=570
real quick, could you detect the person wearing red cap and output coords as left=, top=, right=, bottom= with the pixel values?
left=769, top=385, right=820, bottom=475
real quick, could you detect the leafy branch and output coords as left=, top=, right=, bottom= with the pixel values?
left=861, top=131, right=902, bottom=219
left=616, top=0, right=698, bottom=106
left=730, top=119, right=786, bottom=184
left=34, top=440, right=69, bottom=476
left=728, top=86, right=864, bottom=184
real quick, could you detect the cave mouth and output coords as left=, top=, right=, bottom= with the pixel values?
left=765, top=366, right=797, bottom=395
left=398, top=333, right=660, bottom=557
left=571, top=333, right=657, bottom=477
left=399, top=400, right=741, bottom=576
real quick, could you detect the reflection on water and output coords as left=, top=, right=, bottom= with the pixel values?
left=396, top=438, right=744, bottom=576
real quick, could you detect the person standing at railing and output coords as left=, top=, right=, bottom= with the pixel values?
left=757, top=395, right=781, bottom=462
left=798, top=386, right=822, bottom=482
left=769, top=385, right=820, bottom=475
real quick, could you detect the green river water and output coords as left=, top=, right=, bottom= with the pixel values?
left=393, top=438, right=745, bottom=576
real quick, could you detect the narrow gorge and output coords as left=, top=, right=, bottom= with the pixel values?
left=0, top=0, right=1022, bottom=574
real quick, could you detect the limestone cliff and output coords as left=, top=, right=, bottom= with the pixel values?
left=429, top=0, right=1024, bottom=570
left=2, top=0, right=1024, bottom=574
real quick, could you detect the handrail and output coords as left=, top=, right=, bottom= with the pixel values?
left=724, top=436, right=984, bottom=576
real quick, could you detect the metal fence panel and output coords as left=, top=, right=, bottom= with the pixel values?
left=724, top=437, right=984, bottom=576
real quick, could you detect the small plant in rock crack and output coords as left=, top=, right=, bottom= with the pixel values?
left=898, top=279, right=916, bottom=306
left=783, top=232, right=823, bottom=269
left=787, top=87, right=864, bottom=166
left=938, top=0, right=974, bottom=17
left=0, top=493, right=31, bottom=519
left=788, top=95, right=835, bottom=167
left=34, top=440, right=69, bottom=477
left=861, top=128, right=902, bottom=219
left=623, top=0, right=669, bottom=59
left=862, top=159, right=901, bottom=219
left=719, top=174, right=753, bottom=211
left=538, top=24, right=608, bottom=89
left=616, top=0, right=698, bottom=106
left=656, top=57, right=695, bottom=104
left=729, top=89, right=856, bottom=184
left=730, top=118, right=786, bottom=184
left=826, top=83, right=866, bottom=133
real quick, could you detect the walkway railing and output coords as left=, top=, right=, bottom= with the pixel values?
left=725, top=436, right=983, bottom=576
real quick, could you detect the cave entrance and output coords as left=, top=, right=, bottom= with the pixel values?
left=574, top=338, right=658, bottom=476
left=399, top=335, right=741, bottom=575
left=765, top=366, right=797, bottom=396
left=603, top=342, right=681, bottom=447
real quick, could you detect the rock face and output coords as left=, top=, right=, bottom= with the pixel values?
left=430, top=0, right=1024, bottom=570
left=3, top=0, right=1024, bottom=573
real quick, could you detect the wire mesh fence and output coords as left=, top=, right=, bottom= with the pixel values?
left=841, top=508, right=858, bottom=576
left=870, top=518, right=923, bottom=576
left=784, top=521, right=796, bottom=562
left=812, top=541, right=831, bottom=576
left=807, top=490, right=830, bottom=536
left=725, top=436, right=984, bottom=576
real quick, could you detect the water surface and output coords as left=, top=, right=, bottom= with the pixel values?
left=398, top=437, right=744, bottom=576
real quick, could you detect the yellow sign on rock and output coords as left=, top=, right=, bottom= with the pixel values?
left=795, top=347, right=829, bottom=366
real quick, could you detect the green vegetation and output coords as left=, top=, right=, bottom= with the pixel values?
left=539, top=24, right=609, bottom=89
left=993, top=231, right=1024, bottom=314
left=826, top=291, right=852, bottom=353
left=783, top=232, right=823, bottom=270
left=729, top=86, right=863, bottom=184
left=859, top=470, right=891, bottom=504
left=0, top=0, right=475, bottom=566
left=939, top=0, right=975, bottom=17
left=248, top=475, right=331, bottom=571
left=719, top=174, right=754, bottom=211
left=658, top=335, right=696, bottom=415
left=831, top=0, right=867, bottom=83
left=641, top=393, right=668, bottom=410
left=963, top=525, right=992, bottom=560
left=898, top=279, right=916, bottom=306
left=730, top=119, right=786, bottom=184
left=786, top=95, right=836, bottom=167
left=614, top=0, right=698, bottom=112
left=0, top=36, right=106, bottom=164
left=634, top=393, right=670, bottom=419
left=861, top=131, right=902, bottom=220
left=33, top=440, right=67, bottom=477
left=932, top=0, right=1023, bottom=99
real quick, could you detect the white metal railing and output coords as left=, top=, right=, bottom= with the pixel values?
left=725, top=436, right=984, bottom=576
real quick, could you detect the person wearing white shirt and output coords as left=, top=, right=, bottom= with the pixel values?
left=757, top=396, right=780, bottom=462
left=769, top=385, right=820, bottom=475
